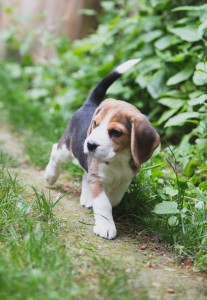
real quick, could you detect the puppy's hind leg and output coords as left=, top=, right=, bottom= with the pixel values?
left=44, top=142, right=72, bottom=185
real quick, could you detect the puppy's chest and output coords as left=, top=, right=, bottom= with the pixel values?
left=98, top=159, right=134, bottom=189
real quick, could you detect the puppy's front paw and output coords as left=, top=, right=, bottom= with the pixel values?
left=80, top=197, right=92, bottom=208
left=85, top=200, right=93, bottom=209
left=80, top=193, right=93, bottom=208
left=44, top=164, right=60, bottom=185
left=93, top=220, right=117, bottom=240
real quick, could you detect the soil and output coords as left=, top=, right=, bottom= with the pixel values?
left=0, top=124, right=207, bottom=300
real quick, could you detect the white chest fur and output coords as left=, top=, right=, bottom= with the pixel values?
left=98, top=150, right=134, bottom=207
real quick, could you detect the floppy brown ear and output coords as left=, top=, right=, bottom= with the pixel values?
left=87, top=116, right=94, bottom=136
left=131, top=117, right=160, bottom=169
left=87, top=107, right=100, bottom=135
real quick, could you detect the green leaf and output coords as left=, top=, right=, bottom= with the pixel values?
left=160, top=90, right=185, bottom=98
left=189, top=90, right=203, bottom=99
left=177, top=178, right=188, bottom=190
left=153, top=201, right=179, bottom=215
left=154, top=34, right=180, bottom=50
left=101, top=1, right=114, bottom=11
left=164, top=187, right=178, bottom=196
left=135, top=57, right=162, bottom=88
left=135, top=73, right=150, bottom=88
left=158, top=108, right=178, bottom=125
left=199, top=180, right=207, bottom=191
left=172, top=5, right=207, bottom=12
left=139, top=30, right=163, bottom=43
left=198, top=20, right=207, bottom=32
left=166, top=52, right=187, bottom=63
left=167, top=65, right=194, bottom=86
left=193, top=62, right=207, bottom=86
left=147, top=70, right=166, bottom=99
left=184, top=160, right=198, bottom=177
left=158, top=98, right=184, bottom=109
left=193, top=71, right=207, bottom=86
left=195, top=201, right=204, bottom=209
left=168, top=216, right=179, bottom=226
left=201, top=162, right=207, bottom=171
left=169, top=27, right=203, bottom=42
left=164, top=112, right=200, bottom=127
left=136, top=57, right=162, bottom=74
left=188, top=94, right=207, bottom=106
left=195, top=62, right=207, bottom=71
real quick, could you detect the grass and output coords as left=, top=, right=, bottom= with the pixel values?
left=0, top=149, right=19, bottom=168
left=0, top=157, right=147, bottom=299
left=32, top=186, right=65, bottom=220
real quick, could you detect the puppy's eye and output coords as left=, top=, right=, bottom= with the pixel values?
left=109, top=129, right=123, bottom=138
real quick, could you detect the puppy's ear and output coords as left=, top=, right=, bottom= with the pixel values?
left=131, top=117, right=160, bottom=169
left=87, top=117, right=94, bottom=135
left=87, top=107, right=101, bottom=135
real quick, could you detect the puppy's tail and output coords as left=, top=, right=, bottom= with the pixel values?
left=85, top=59, right=141, bottom=106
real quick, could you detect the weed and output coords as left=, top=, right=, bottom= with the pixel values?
left=32, top=186, right=67, bottom=220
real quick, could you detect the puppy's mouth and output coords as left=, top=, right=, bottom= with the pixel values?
left=88, top=150, right=115, bottom=161
left=84, top=144, right=115, bottom=162
left=91, top=153, right=115, bottom=163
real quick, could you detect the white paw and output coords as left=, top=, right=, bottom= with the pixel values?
left=85, top=200, right=93, bottom=209
left=44, top=163, right=60, bottom=185
left=80, top=195, right=93, bottom=208
left=93, top=220, right=117, bottom=240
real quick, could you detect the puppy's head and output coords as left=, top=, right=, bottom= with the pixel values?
left=84, top=99, right=160, bottom=169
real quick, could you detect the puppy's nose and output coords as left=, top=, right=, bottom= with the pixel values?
left=87, top=141, right=99, bottom=152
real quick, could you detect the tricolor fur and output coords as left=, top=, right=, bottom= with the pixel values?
left=44, top=59, right=160, bottom=239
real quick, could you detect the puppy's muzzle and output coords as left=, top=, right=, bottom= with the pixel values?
left=87, top=141, right=99, bottom=152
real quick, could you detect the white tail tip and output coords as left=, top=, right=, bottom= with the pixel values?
left=115, top=59, right=141, bottom=74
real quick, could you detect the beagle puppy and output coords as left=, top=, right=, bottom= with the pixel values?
left=44, top=59, right=160, bottom=239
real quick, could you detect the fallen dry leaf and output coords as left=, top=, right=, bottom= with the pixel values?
left=167, top=288, right=175, bottom=294
left=145, top=261, right=157, bottom=268
left=141, top=244, right=148, bottom=250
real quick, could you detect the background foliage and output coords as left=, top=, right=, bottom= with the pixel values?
left=0, top=0, right=207, bottom=270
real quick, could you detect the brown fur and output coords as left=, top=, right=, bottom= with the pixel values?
left=87, top=159, right=103, bottom=198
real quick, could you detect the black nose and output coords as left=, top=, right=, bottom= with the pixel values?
left=87, top=141, right=99, bottom=152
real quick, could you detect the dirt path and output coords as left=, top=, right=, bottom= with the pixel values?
left=0, top=124, right=207, bottom=300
